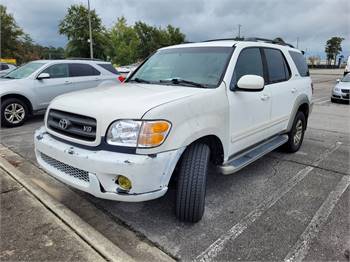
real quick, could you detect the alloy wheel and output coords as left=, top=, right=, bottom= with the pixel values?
left=293, top=119, right=303, bottom=146
left=4, top=103, right=25, bottom=124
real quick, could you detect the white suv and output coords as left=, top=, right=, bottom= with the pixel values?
left=34, top=38, right=313, bottom=222
left=1, top=59, right=121, bottom=127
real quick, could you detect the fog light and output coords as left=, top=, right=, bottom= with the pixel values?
left=117, top=175, right=132, bottom=190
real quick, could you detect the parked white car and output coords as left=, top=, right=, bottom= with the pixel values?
left=0, top=63, right=17, bottom=77
left=35, top=38, right=313, bottom=222
left=1, top=59, right=121, bottom=127
left=331, top=73, right=350, bottom=103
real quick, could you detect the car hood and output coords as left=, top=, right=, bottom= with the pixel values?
left=336, top=81, right=350, bottom=89
left=49, top=82, right=204, bottom=129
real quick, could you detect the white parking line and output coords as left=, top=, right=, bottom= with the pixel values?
left=284, top=175, right=350, bottom=262
left=195, top=142, right=342, bottom=262
left=315, top=99, right=330, bottom=105
left=312, top=96, right=329, bottom=102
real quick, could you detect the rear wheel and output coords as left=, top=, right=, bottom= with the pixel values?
left=175, top=143, right=210, bottom=223
left=1, top=98, right=28, bottom=127
left=283, top=111, right=306, bottom=153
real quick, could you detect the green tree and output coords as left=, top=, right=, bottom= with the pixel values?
left=325, top=37, right=344, bottom=66
left=0, top=4, right=27, bottom=62
left=107, top=17, right=140, bottom=66
left=59, top=4, right=107, bottom=59
left=133, top=21, right=185, bottom=61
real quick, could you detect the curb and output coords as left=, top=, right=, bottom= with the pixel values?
left=0, top=156, right=134, bottom=262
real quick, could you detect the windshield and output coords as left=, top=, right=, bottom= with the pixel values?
left=129, top=47, right=233, bottom=88
left=4, top=62, right=45, bottom=79
left=341, top=74, right=350, bottom=82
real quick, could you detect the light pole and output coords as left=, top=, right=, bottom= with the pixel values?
left=238, top=24, right=242, bottom=39
left=87, top=0, right=93, bottom=59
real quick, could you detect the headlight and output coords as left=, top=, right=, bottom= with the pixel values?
left=106, top=120, right=171, bottom=148
left=334, top=87, right=340, bottom=92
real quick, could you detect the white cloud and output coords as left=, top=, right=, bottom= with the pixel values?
left=1, top=0, right=349, bottom=57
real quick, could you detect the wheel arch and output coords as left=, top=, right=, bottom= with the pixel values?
left=287, top=95, right=310, bottom=132
left=1, top=94, right=33, bottom=115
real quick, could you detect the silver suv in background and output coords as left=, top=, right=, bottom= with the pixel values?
left=0, top=63, right=17, bottom=77
left=0, top=59, right=121, bottom=127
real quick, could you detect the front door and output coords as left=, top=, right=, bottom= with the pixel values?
left=34, top=63, right=72, bottom=108
left=227, top=47, right=272, bottom=156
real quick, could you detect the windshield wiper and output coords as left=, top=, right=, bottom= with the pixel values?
left=2, top=76, right=15, bottom=79
left=159, top=78, right=205, bottom=88
left=131, top=77, right=151, bottom=84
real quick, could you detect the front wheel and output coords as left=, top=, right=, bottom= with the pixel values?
left=283, top=111, right=306, bottom=153
left=1, top=98, right=28, bottom=127
left=175, top=143, right=210, bottom=223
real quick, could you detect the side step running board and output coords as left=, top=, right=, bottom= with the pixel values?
left=219, top=135, right=288, bottom=175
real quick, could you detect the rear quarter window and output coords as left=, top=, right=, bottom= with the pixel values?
left=289, top=51, right=310, bottom=77
left=98, top=63, right=119, bottom=74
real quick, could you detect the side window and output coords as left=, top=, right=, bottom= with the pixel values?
left=289, top=51, right=309, bottom=77
left=231, top=47, right=264, bottom=89
left=69, top=63, right=101, bottom=77
left=1, top=64, right=9, bottom=70
left=264, top=48, right=291, bottom=83
left=42, top=64, right=69, bottom=78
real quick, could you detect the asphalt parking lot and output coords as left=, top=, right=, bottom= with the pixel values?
left=1, top=70, right=349, bottom=261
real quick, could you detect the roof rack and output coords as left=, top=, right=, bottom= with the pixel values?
left=244, top=37, right=295, bottom=48
left=203, top=38, right=237, bottom=42
left=202, top=37, right=295, bottom=48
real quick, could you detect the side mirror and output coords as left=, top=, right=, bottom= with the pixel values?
left=37, top=73, right=50, bottom=80
left=237, top=75, right=265, bottom=91
left=336, top=79, right=340, bottom=83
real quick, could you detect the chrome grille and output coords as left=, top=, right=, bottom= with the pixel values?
left=341, top=89, right=350, bottom=94
left=47, top=109, right=96, bottom=141
left=41, top=153, right=90, bottom=182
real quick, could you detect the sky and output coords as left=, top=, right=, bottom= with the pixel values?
left=1, top=0, right=349, bottom=59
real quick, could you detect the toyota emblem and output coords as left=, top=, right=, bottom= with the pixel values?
left=59, top=119, right=69, bottom=129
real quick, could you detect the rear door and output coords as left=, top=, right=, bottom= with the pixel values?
left=228, top=47, right=272, bottom=155
left=262, top=48, right=294, bottom=134
left=34, top=63, right=72, bottom=108
left=68, top=63, right=102, bottom=90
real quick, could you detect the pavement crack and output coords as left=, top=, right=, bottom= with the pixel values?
left=1, top=187, right=23, bottom=194
left=266, top=156, right=349, bottom=177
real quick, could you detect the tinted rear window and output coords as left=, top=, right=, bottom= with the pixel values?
left=289, top=51, right=309, bottom=77
left=264, top=48, right=291, bottom=83
left=0, top=64, right=9, bottom=70
left=98, top=63, right=119, bottom=74
left=69, top=63, right=101, bottom=77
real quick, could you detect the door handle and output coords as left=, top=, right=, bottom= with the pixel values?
left=291, top=88, right=297, bottom=93
left=64, top=81, right=71, bottom=85
left=260, top=94, right=270, bottom=101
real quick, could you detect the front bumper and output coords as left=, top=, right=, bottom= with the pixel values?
left=34, top=127, right=184, bottom=202
left=332, top=90, right=350, bottom=101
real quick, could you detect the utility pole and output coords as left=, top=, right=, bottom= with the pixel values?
left=238, top=24, right=242, bottom=39
left=87, top=0, right=93, bottom=59
left=296, top=37, right=299, bottom=49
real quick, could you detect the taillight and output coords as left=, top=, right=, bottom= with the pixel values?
left=118, top=75, right=126, bottom=82
left=311, top=82, right=314, bottom=95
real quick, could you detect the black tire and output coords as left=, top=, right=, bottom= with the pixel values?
left=1, top=98, right=28, bottom=127
left=283, top=111, right=306, bottom=153
left=175, top=143, right=210, bottom=223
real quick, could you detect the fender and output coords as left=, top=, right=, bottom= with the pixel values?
left=286, top=94, right=312, bottom=132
